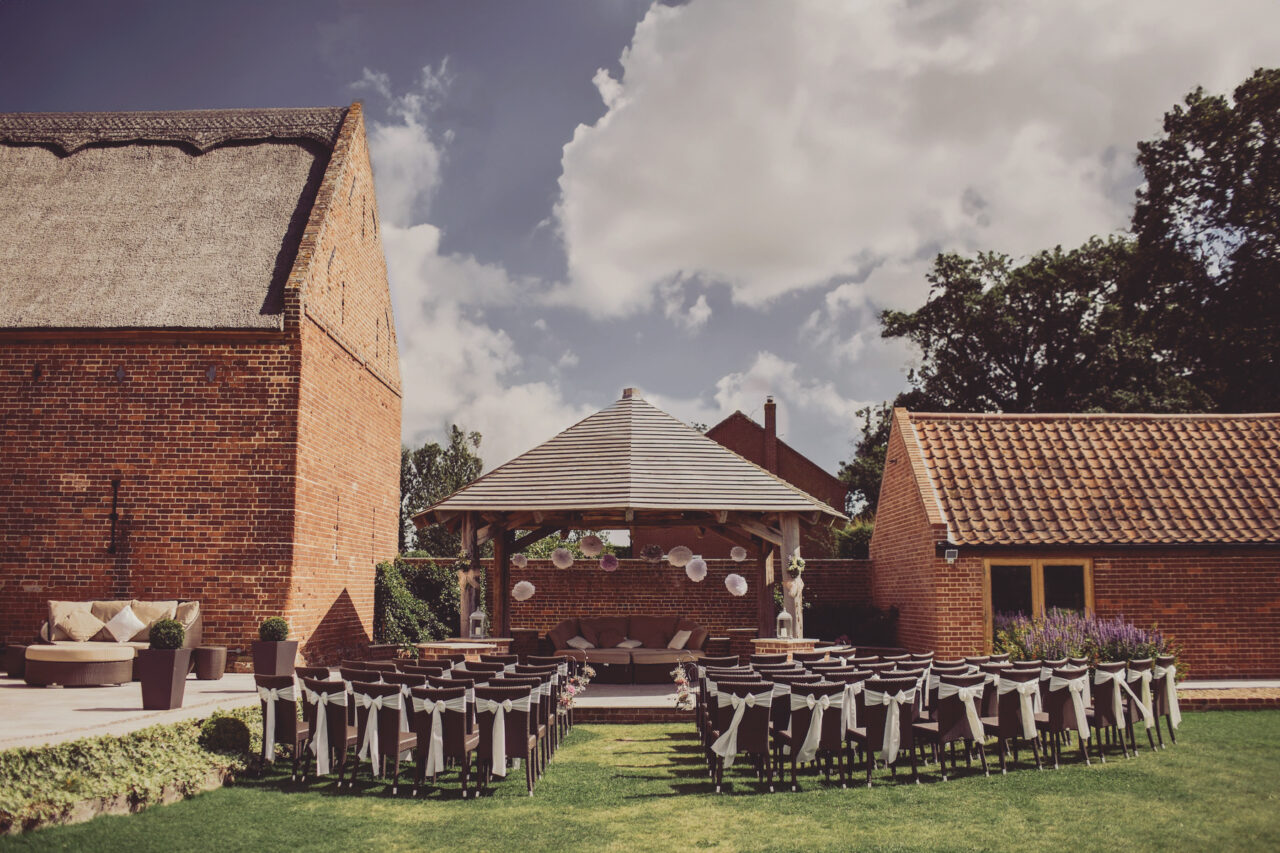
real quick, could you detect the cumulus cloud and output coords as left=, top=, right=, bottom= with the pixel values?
left=554, top=0, right=1280, bottom=321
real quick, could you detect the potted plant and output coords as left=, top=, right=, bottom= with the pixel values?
left=252, top=616, right=298, bottom=676
left=137, top=618, right=192, bottom=711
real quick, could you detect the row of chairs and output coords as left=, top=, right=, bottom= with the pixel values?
left=255, top=653, right=580, bottom=797
left=693, top=650, right=1181, bottom=790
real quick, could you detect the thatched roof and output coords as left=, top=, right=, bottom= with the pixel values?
left=0, top=107, right=348, bottom=330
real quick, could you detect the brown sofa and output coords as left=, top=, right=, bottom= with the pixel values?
left=31, top=599, right=203, bottom=684
left=546, top=615, right=709, bottom=684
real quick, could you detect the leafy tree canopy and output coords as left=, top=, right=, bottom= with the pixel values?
left=399, top=425, right=483, bottom=555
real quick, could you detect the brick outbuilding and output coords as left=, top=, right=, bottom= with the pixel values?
left=0, top=105, right=401, bottom=663
left=870, top=409, right=1280, bottom=678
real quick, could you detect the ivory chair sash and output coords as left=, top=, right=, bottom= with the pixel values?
left=1094, top=668, right=1153, bottom=730
left=257, top=683, right=296, bottom=762
left=1047, top=674, right=1091, bottom=740
left=412, top=694, right=468, bottom=778
left=936, top=681, right=984, bottom=740
left=476, top=694, right=533, bottom=777
left=791, top=692, right=833, bottom=763
left=302, top=686, right=347, bottom=775
left=995, top=677, right=1040, bottom=740
left=1152, top=663, right=1182, bottom=730
left=710, top=689, right=773, bottom=768
left=841, top=682, right=863, bottom=732
left=354, top=690, right=403, bottom=770
left=1126, top=668, right=1157, bottom=729
left=862, top=687, right=917, bottom=765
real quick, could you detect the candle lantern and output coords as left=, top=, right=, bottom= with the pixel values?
left=776, top=610, right=793, bottom=639
left=470, top=610, right=489, bottom=639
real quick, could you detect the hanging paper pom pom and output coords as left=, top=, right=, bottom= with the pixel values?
left=666, top=545, right=693, bottom=567
left=599, top=554, right=619, bottom=572
left=511, top=553, right=528, bottom=569
left=685, top=557, right=708, bottom=582
left=551, top=548, right=574, bottom=569
left=512, top=581, right=536, bottom=601
left=725, top=573, right=748, bottom=596
left=730, top=546, right=748, bottom=563
left=580, top=535, right=604, bottom=557
left=639, top=543, right=664, bottom=564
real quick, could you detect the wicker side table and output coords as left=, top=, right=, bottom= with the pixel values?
left=4, top=645, right=28, bottom=679
left=193, top=646, right=227, bottom=680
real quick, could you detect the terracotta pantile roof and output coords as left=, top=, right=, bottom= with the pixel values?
left=902, top=411, right=1280, bottom=546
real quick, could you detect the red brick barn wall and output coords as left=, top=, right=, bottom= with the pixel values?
left=869, top=424, right=946, bottom=653
left=1092, top=548, right=1280, bottom=679
left=289, top=104, right=402, bottom=664
left=0, top=333, right=296, bottom=647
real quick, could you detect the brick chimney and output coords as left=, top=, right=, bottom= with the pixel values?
left=764, top=396, right=778, bottom=473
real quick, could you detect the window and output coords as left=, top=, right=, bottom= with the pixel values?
left=983, top=558, right=1094, bottom=651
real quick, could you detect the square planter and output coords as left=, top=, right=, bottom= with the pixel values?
left=137, top=648, right=193, bottom=711
left=252, top=640, right=298, bottom=676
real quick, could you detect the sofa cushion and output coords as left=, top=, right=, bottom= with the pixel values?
left=47, top=601, right=94, bottom=642
left=668, top=629, right=692, bottom=650
left=617, top=638, right=643, bottom=649
left=27, top=643, right=136, bottom=663
left=175, top=600, right=200, bottom=631
left=631, top=648, right=704, bottom=664
left=104, top=604, right=148, bottom=642
left=56, top=608, right=105, bottom=642
left=548, top=618, right=579, bottom=650
left=130, top=600, right=178, bottom=641
left=628, top=614, right=677, bottom=649
left=88, top=600, right=132, bottom=641
left=581, top=648, right=632, bottom=665
left=566, top=635, right=594, bottom=650
left=580, top=616, right=627, bottom=649
left=677, top=619, right=709, bottom=651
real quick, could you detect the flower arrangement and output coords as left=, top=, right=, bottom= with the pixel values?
left=639, top=543, right=664, bottom=564
left=560, top=664, right=597, bottom=709
left=787, top=555, right=806, bottom=576
left=670, top=653, right=696, bottom=711
left=994, top=608, right=1179, bottom=666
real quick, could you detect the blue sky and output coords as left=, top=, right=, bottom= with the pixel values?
left=3, top=1, right=1278, bottom=472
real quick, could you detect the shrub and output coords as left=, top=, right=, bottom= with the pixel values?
left=374, top=558, right=450, bottom=645
left=198, top=713, right=251, bottom=754
left=148, top=619, right=185, bottom=650
left=993, top=608, right=1179, bottom=666
left=258, top=617, right=289, bottom=642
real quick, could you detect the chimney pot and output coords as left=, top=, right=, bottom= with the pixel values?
left=764, top=397, right=778, bottom=473
left=622, top=387, right=637, bottom=399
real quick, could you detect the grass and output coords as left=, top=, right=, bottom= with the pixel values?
left=4, top=712, right=1279, bottom=852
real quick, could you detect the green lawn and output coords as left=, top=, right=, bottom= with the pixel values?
left=5, top=712, right=1279, bottom=852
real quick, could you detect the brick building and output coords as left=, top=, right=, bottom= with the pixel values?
left=0, top=105, right=401, bottom=663
left=633, top=397, right=849, bottom=559
left=870, top=409, right=1280, bottom=678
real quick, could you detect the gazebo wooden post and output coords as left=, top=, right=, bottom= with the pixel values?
left=780, top=513, right=803, bottom=638
left=756, top=541, right=775, bottom=638
left=459, top=512, right=480, bottom=639
left=492, top=525, right=512, bottom=638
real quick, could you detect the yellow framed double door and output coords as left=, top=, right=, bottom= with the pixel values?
left=982, top=558, right=1095, bottom=652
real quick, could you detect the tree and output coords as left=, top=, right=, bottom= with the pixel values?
left=1131, top=67, right=1280, bottom=411
left=518, top=530, right=621, bottom=559
left=837, top=404, right=892, bottom=516
left=399, top=425, right=483, bottom=555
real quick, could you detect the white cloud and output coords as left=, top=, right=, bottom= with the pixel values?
left=713, top=352, right=865, bottom=435
left=554, top=0, right=1280, bottom=320
left=363, top=68, right=592, bottom=468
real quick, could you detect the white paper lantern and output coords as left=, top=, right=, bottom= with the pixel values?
left=512, top=581, right=536, bottom=601
left=685, top=557, right=708, bottom=582
left=639, top=543, right=664, bottom=564
left=599, top=554, right=619, bottom=572
left=580, top=535, right=604, bottom=557
left=667, top=545, right=693, bottom=567
left=551, top=547, right=574, bottom=569
left=730, top=546, right=748, bottom=563
left=511, top=553, right=528, bottom=569
left=725, top=573, right=748, bottom=596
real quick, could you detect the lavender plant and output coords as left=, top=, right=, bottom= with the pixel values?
left=993, top=609, right=1178, bottom=666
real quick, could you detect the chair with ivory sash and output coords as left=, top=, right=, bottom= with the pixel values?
left=491, top=675, right=549, bottom=774
left=912, top=672, right=988, bottom=780
left=339, top=667, right=380, bottom=726
left=480, top=653, right=519, bottom=667
left=767, top=672, right=822, bottom=739
left=792, top=650, right=829, bottom=665
left=1150, top=654, right=1180, bottom=748
left=528, top=655, right=578, bottom=734
left=1124, top=658, right=1159, bottom=752
left=988, top=652, right=1011, bottom=662
left=475, top=684, right=539, bottom=796
left=350, top=680, right=418, bottom=794
left=750, top=653, right=789, bottom=666
left=255, top=674, right=311, bottom=782
left=700, top=668, right=762, bottom=764
left=515, top=665, right=562, bottom=753
left=402, top=662, right=450, bottom=678
left=410, top=685, right=477, bottom=797
left=360, top=660, right=401, bottom=673
left=772, top=682, right=846, bottom=790
left=1086, top=661, right=1134, bottom=761
left=847, top=675, right=920, bottom=786
left=708, top=681, right=776, bottom=793
left=300, top=676, right=358, bottom=786
left=1035, top=665, right=1091, bottom=768
left=978, top=662, right=1011, bottom=718
left=296, top=666, right=330, bottom=681
left=980, top=668, right=1044, bottom=773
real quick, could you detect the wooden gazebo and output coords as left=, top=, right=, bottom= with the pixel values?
left=412, top=389, right=847, bottom=638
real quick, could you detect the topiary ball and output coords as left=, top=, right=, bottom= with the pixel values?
left=200, top=713, right=251, bottom=754
left=149, top=618, right=185, bottom=650
left=258, top=616, right=289, bottom=642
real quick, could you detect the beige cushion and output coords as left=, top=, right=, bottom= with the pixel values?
left=631, top=648, right=703, bottom=664
left=175, top=600, right=200, bottom=631
left=89, top=600, right=133, bottom=641
left=104, top=605, right=147, bottom=642
left=581, top=648, right=632, bottom=665
left=677, top=619, right=709, bottom=651
left=617, top=638, right=643, bottom=649
left=547, top=618, right=579, bottom=650
left=566, top=635, right=594, bottom=650
left=47, top=601, right=93, bottom=641
left=27, top=643, right=136, bottom=663
left=56, top=608, right=105, bottom=642
left=668, top=629, right=693, bottom=650
left=130, top=600, right=178, bottom=640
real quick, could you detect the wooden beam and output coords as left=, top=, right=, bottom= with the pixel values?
left=533, top=511, right=545, bottom=524
left=492, top=526, right=512, bottom=639
left=756, top=544, right=773, bottom=638
left=459, top=513, right=480, bottom=639
left=780, top=513, right=803, bottom=638
left=717, top=510, right=729, bottom=524
left=732, top=516, right=784, bottom=547
left=709, top=524, right=756, bottom=552
left=512, top=526, right=556, bottom=551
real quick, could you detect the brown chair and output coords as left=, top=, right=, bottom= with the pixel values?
left=774, top=682, right=847, bottom=790
left=362, top=660, right=401, bottom=673
left=982, top=668, right=1044, bottom=773
left=750, top=653, right=789, bottom=666
left=410, top=685, right=478, bottom=797
left=908, top=652, right=935, bottom=665
left=1087, top=662, right=1134, bottom=762
left=339, top=667, right=381, bottom=726
left=913, top=672, right=989, bottom=779
left=480, top=653, right=519, bottom=667
left=491, top=675, right=550, bottom=773
left=1037, top=666, right=1091, bottom=769
left=296, top=665, right=330, bottom=681
left=255, top=674, right=311, bottom=781
left=463, top=661, right=507, bottom=674
left=475, top=684, right=540, bottom=795
left=350, top=681, right=417, bottom=794
left=988, top=652, right=1011, bottom=663
left=848, top=655, right=880, bottom=667
left=402, top=662, right=450, bottom=678
left=708, top=681, right=776, bottom=793
left=792, top=651, right=829, bottom=664
left=452, top=666, right=496, bottom=685
left=1124, top=658, right=1159, bottom=752
left=848, top=676, right=920, bottom=786
left=882, top=653, right=911, bottom=663
left=515, top=665, right=563, bottom=748
left=528, top=654, right=576, bottom=675
left=300, top=676, right=359, bottom=786
left=1151, top=654, right=1180, bottom=748
left=978, top=662, right=1011, bottom=717
left=963, top=655, right=990, bottom=666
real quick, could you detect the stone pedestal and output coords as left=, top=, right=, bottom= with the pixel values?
left=416, top=638, right=513, bottom=663
left=727, top=628, right=759, bottom=663
left=750, top=636, right=818, bottom=660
